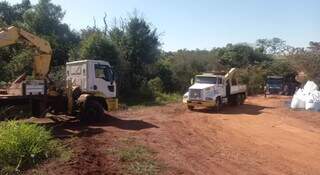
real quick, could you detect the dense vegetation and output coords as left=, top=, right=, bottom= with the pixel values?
left=0, top=121, right=63, bottom=174
left=0, top=0, right=319, bottom=101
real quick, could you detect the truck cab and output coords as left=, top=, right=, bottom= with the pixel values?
left=66, top=60, right=116, bottom=98
left=66, top=60, right=118, bottom=121
left=265, top=76, right=284, bottom=95
left=183, top=68, right=247, bottom=111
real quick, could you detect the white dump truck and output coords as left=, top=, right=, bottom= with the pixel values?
left=183, top=68, right=247, bottom=111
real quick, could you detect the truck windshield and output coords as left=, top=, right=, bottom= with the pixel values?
left=95, top=64, right=114, bottom=82
left=266, top=78, right=283, bottom=88
left=195, top=76, right=217, bottom=84
left=267, top=79, right=283, bottom=85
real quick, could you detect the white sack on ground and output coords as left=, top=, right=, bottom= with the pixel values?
left=304, top=81, right=319, bottom=92
left=306, top=102, right=315, bottom=110
left=290, top=81, right=320, bottom=111
left=291, top=93, right=306, bottom=109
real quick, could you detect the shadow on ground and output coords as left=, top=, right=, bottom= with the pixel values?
left=193, top=104, right=274, bottom=115
left=40, top=114, right=158, bottom=139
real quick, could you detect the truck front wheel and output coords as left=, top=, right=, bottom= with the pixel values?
left=80, top=100, right=104, bottom=122
left=187, top=105, right=194, bottom=110
left=216, top=97, right=222, bottom=112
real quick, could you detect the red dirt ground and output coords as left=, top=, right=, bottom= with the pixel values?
left=26, top=96, right=320, bottom=175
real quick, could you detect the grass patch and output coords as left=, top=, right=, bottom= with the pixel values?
left=154, top=93, right=181, bottom=104
left=107, top=138, right=160, bottom=175
left=0, top=121, right=65, bottom=175
left=123, top=93, right=182, bottom=108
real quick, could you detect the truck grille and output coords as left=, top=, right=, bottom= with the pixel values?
left=189, top=89, right=202, bottom=100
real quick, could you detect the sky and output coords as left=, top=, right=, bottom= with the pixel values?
left=8, top=0, right=320, bottom=51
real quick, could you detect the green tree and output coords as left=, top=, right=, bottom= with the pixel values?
left=78, top=29, right=119, bottom=66
left=290, top=47, right=320, bottom=84
left=217, top=43, right=271, bottom=68
left=110, top=14, right=161, bottom=97
left=5, top=49, right=33, bottom=80
left=23, top=0, right=80, bottom=66
left=0, top=0, right=31, bottom=26
left=308, top=41, right=320, bottom=53
left=162, top=49, right=220, bottom=92
left=0, top=0, right=80, bottom=82
left=256, top=38, right=293, bottom=55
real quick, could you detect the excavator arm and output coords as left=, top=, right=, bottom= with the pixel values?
left=224, top=68, right=237, bottom=81
left=0, top=26, right=52, bottom=79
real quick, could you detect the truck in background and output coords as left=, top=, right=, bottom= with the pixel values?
left=183, top=68, right=247, bottom=111
left=0, top=26, right=118, bottom=122
left=265, top=75, right=300, bottom=97
left=265, top=76, right=284, bottom=96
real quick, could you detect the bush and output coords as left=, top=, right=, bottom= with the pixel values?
left=147, top=77, right=163, bottom=94
left=290, top=52, right=320, bottom=85
left=0, top=121, right=61, bottom=174
left=155, top=93, right=181, bottom=104
left=238, top=66, right=267, bottom=95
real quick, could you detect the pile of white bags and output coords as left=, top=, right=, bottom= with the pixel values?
left=290, top=81, right=320, bottom=111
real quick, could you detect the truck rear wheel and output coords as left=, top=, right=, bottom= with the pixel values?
left=80, top=100, right=104, bottom=122
left=236, top=94, right=242, bottom=106
left=31, top=99, right=47, bottom=117
left=229, top=94, right=241, bottom=106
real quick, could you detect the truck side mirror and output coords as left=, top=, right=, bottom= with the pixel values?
left=190, top=78, right=194, bottom=85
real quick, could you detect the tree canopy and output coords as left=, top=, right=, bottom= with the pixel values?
left=0, top=0, right=318, bottom=99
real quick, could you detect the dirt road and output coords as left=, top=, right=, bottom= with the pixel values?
left=29, top=96, right=320, bottom=175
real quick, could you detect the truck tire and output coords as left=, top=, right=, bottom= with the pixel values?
left=31, top=99, right=47, bottom=117
left=240, top=94, right=245, bottom=105
left=216, top=97, right=222, bottom=113
left=229, top=95, right=241, bottom=106
left=187, top=105, right=194, bottom=110
left=80, top=100, right=104, bottom=122
left=236, top=94, right=241, bottom=106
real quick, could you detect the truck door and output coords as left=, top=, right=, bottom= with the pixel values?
left=93, top=64, right=116, bottom=98
left=226, top=80, right=231, bottom=97
left=218, top=77, right=225, bottom=96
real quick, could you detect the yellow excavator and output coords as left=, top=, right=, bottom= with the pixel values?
left=0, top=26, right=52, bottom=79
left=0, top=26, right=118, bottom=121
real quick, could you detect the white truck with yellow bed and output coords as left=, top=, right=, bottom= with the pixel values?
left=183, top=68, right=247, bottom=111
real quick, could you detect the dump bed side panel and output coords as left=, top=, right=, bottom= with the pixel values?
left=231, top=85, right=247, bottom=95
